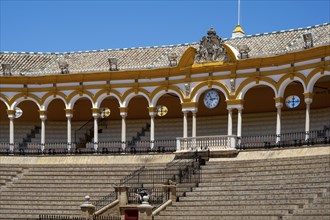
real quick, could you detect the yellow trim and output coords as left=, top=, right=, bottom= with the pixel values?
left=274, top=97, right=284, bottom=103
left=190, top=81, right=230, bottom=101
left=41, top=91, right=67, bottom=105
left=6, top=109, right=15, bottom=115
left=122, top=88, right=150, bottom=102
left=181, top=102, right=199, bottom=108
left=38, top=110, right=47, bottom=116
left=226, top=99, right=244, bottom=105
left=148, top=106, right=157, bottom=113
left=94, top=89, right=123, bottom=103
left=119, top=107, right=128, bottom=113
left=235, top=76, right=277, bottom=99
left=91, top=108, right=99, bottom=114
left=177, top=47, right=196, bottom=68
left=150, top=86, right=184, bottom=103
left=8, top=93, right=41, bottom=107
left=303, top=92, right=314, bottom=99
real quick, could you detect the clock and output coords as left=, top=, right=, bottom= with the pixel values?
left=203, top=90, right=220, bottom=109
left=285, top=95, right=300, bottom=108
left=156, top=105, right=168, bottom=117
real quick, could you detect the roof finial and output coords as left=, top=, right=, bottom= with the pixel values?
left=238, top=0, right=241, bottom=25
left=232, top=0, right=245, bottom=38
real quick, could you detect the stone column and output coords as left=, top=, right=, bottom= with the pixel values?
left=237, top=105, right=243, bottom=146
left=65, top=109, right=73, bottom=152
left=304, top=93, right=313, bottom=141
left=191, top=108, right=198, bottom=138
left=39, top=110, right=47, bottom=152
left=7, top=109, right=15, bottom=152
left=148, top=107, right=157, bottom=149
left=227, top=108, right=233, bottom=136
left=91, top=108, right=100, bottom=151
left=183, top=110, right=188, bottom=138
left=274, top=98, right=283, bottom=143
left=119, top=107, right=128, bottom=150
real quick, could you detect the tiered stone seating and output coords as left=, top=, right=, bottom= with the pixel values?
left=154, top=154, right=330, bottom=220
left=0, top=162, right=167, bottom=219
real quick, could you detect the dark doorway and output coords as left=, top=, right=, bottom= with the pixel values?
left=125, top=209, right=138, bottom=220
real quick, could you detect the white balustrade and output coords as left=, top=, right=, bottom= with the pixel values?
left=176, top=135, right=237, bottom=152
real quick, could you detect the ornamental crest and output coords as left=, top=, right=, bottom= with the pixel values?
left=195, top=28, right=228, bottom=63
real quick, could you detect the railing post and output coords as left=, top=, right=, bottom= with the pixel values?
left=80, top=195, right=95, bottom=219
left=115, top=186, right=128, bottom=206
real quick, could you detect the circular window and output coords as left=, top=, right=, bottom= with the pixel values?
left=285, top=95, right=300, bottom=108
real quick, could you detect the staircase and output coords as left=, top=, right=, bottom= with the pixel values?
left=154, top=154, right=330, bottom=220
left=19, top=125, right=40, bottom=148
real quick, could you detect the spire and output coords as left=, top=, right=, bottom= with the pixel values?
left=232, top=0, right=245, bottom=38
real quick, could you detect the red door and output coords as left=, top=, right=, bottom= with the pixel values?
left=125, top=209, right=138, bottom=220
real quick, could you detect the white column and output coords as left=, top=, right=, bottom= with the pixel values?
left=149, top=112, right=156, bottom=149
left=192, top=108, right=197, bottom=138
left=276, top=104, right=282, bottom=143
left=7, top=110, right=15, bottom=152
left=305, top=99, right=312, bottom=141
left=121, top=112, right=127, bottom=150
left=237, top=107, right=243, bottom=138
left=65, top=109, right=73, bottom=152
left=93, top=116, right=99, bottom=151
left=183, top=110, right=188, bottom=138
left=39, top=110, right=47, bottom=152
left=227, top=108, right=233, bottom=136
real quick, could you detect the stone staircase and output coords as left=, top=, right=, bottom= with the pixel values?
left=154, top=154, right=330, bottom=220
left=0, top=163, right=166, bottom=219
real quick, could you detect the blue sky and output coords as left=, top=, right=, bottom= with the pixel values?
left=0, top=0, right=329, bottom=53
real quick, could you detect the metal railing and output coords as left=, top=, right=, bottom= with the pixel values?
left=238, top=128, right=330, bottom=150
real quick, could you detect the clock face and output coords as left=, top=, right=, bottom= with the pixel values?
left=203, top=90, right=220, bottom=109
left=285, top=95, right=300, bottom=108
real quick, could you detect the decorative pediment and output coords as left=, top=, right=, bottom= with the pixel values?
left=195, top=28, right=228, bottom=63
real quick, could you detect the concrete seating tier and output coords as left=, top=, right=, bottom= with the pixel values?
left=154, top=153, right=330, bottom=220
left=0, top=163, right=167, bottom=219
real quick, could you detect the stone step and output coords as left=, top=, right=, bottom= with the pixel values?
left=158, top=209, right=289, bottom=216
left=283, top=216, right=330, bottom=220
left=201, top=171, right=330, bottom=181
left=190, top=188, right=327, bottom=196
left=0, top=204, right=80, bottom=211
left=0, top=200, right=80, bottom=206
left=206, top=156, right=330, bottom=167
left=175, top=199, right=308, bottom=206
left=202, top=164, right=329, bottom=174
left=179, top=193, right=317, bottom=201
left=0, top=191, right=111, bottom=197
left=154, top=216, right=279, bottom=220
left=201, top=167, right=330, bottom=177
left=0, top=209, right=81, bottom=215
left=198, top=177, right=330, bottom=186
left=198, top=182, right=330, bottom=189
left=166, top=204, right=298, bottom=211
left=5, top=186, right=115, bottom=192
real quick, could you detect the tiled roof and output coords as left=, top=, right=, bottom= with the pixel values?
left=0, top=23, right=329, bottom=76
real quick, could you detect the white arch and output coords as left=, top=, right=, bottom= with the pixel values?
left=278, top=77, right=306, bottom=98
left=67, top=94, right=95, bottom=109
left=95, top=93, right=122, bottom=108
left=192, top=84, right=229, bottom=102
left=42, top=96, right=68, bottom=111
left=151, top=89, right=183, bottom=107
left=0, top=97, right=10, bottom=110
left=307, top=70, right=330, bottom=93
left=238, top=81, right=277, bottom=100
left=11, top=97, right=41, bottom=110
left=122, top=92, right=151, bottom=108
